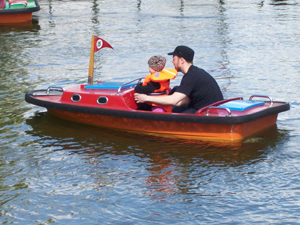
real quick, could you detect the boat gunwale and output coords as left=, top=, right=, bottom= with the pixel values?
left=25, top=89, right=290, bottom=125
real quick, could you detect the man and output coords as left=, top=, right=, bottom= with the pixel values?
left=134, top=45, right=223, bottom=113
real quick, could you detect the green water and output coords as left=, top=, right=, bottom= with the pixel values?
left=0, top=0, right=299, bottom=224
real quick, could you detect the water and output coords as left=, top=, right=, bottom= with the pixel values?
left=1, top=0, right=300, bottom=224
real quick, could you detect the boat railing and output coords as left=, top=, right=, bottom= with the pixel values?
left=249, top=95, right=273, bottom=105
left=117, top=77, right=144, bottom=94
left=206, top=107, right=232, bottom=117
left=46, top=86, right=65, bottom=95
left=196, top=97, right=243, bottom=114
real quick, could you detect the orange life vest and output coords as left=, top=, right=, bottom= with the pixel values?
left=142, top=68, right=177, bottom=112
left=142, top=68, right=177, bottom=92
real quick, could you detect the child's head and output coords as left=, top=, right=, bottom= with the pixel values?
left=148, top=55, right=166, bottom=73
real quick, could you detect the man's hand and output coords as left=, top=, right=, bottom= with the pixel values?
left=134, top=93, right=148, bottom=103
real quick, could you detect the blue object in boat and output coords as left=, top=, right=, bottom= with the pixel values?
left=84, top=82, right=138, bottom=90
left=218, top=100, right=264, bottom=111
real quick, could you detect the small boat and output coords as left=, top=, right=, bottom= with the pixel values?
left=25, top=36, right=290, bottom=142
left=0, top=0, right=40, bottom=24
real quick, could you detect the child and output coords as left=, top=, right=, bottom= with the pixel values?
left=134, top=55, right=177, bottom=112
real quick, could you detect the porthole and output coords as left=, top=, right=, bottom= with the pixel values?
left=71, top=94, right=81, bottom=102
left=97, top=96, right=108, bottom=105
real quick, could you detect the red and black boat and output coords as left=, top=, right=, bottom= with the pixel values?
left=25, top=36, right=290, bottom=142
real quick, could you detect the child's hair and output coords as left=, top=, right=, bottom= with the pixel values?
left=148, top=55, right=166, bottom=72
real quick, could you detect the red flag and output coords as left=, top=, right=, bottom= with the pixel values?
left=94, top=36, right=113, bottom=52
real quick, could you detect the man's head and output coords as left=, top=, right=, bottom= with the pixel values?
left=168, top=46, right=194, bottom=62
left=148, top=55, right=166, bottom=72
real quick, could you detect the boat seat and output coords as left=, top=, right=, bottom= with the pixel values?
left=9, top=0, right=27, bottom=8
left=217, top=100, right=264, bottom=111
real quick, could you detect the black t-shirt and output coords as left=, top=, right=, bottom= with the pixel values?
left=175, top=65, right=223, bottom=110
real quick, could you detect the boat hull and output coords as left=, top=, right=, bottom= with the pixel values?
left=48, top=108, right=278, bottom=142
left=0, top=12, right=32, bottom=23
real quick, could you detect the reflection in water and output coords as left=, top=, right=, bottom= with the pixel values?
left=25, top=112, right=289, bottom=198
left=270, top=0, right=298, bottom=5
left=0, top=19, right=40, bottom=29
left=258, top=1, right=264, bottom=7
left=0, top=20, right=41, bottom=129
left=91, top=0, right=100, bottom=26
left=47, top=0, right=56, bottom=28
left=0, top=19, right=40, bottom=30
left=137, top=0, right=141, bottom=11
left=179, top=0, right=184, bottom=15
left=214, top=0, right=232, bottom=95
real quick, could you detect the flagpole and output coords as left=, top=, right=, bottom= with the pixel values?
left=88, top=35, right=95, bottom=85
left=87, top=36, right=113, bottom=85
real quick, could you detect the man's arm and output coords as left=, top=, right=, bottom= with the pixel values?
left=176, top=96, right=190, bottom=107
left=134, top=91, right=189, bottom=106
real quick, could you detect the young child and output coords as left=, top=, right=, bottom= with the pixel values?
left=134, top=55, right=177, bottom=112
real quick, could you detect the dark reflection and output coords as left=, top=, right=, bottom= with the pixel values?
left=91, top=0, right=100, bottom=25
left=0, top=18, right=41, bottom=128
left=0, top=23, right=40, bottom=84
left=258, top=1, right=265, bottom=7
left=0, top=19, right=40, bottom=30
left=47, top=0, right=55, bottom=28
left=137, top=0, right=141, bottom=11
left=179, top=0, right=184, bottom=15
left=25, top=112, right=289, bottom=196
left=270, top=0, right=298, bottom=5
left=216, top=0, right=232, bottom=95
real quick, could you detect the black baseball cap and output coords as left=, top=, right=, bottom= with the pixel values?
left=167, top=45, right=194, bottom=62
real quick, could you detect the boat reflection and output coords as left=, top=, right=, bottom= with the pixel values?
left=0, top=17, right=40, bottom=29
left=269, top=0, right=298, bottom=5
left=25, top=112, right=289, bottom=196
